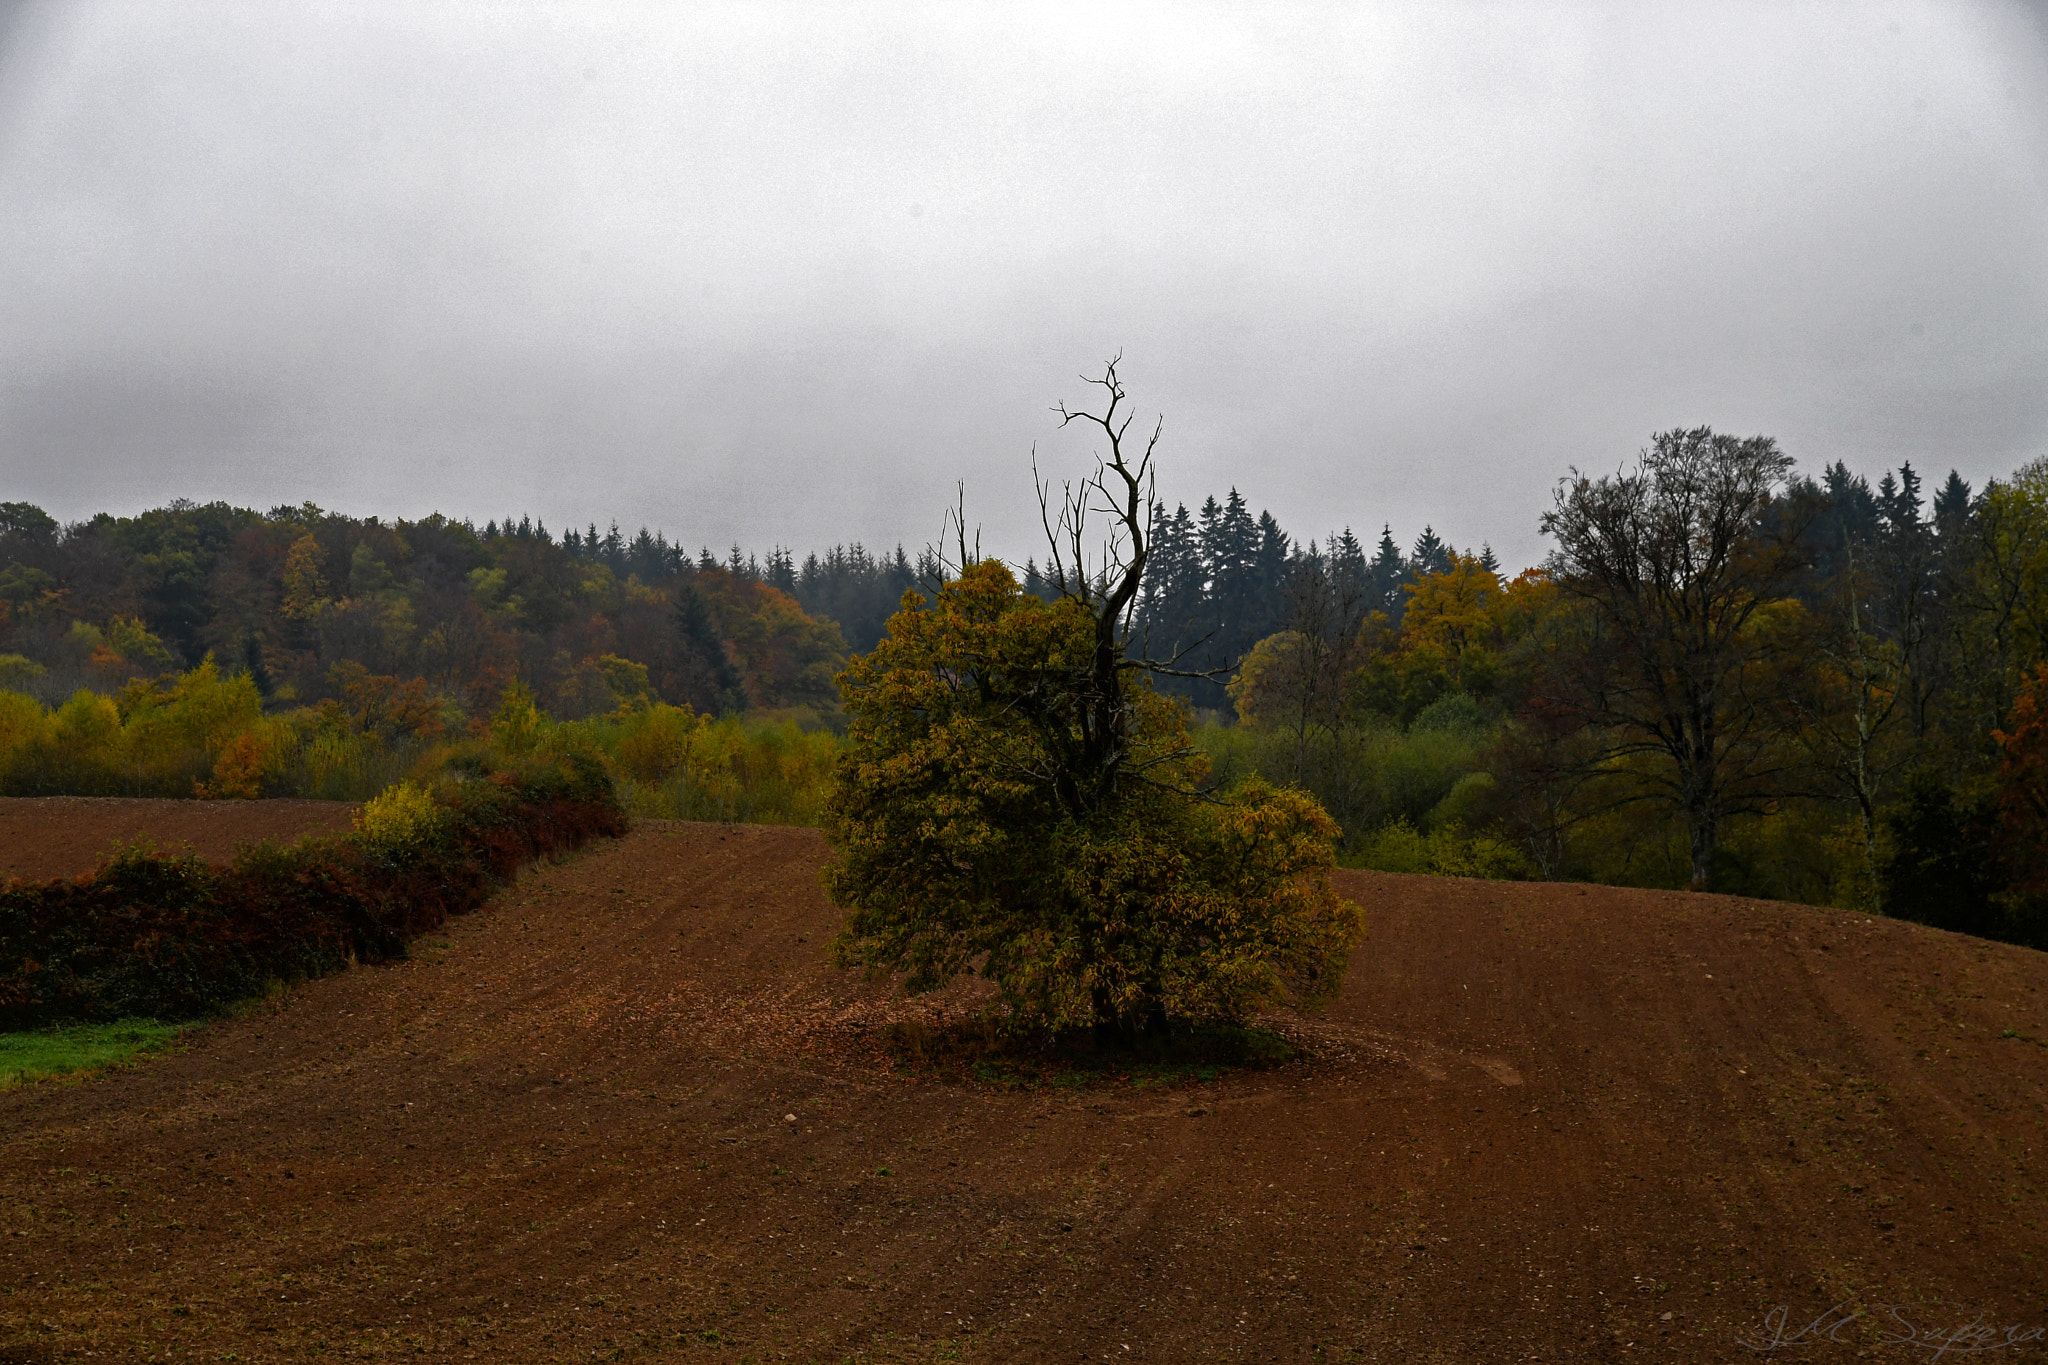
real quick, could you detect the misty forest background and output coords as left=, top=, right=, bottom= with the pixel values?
left=3, top=441, right=2047, bottom=950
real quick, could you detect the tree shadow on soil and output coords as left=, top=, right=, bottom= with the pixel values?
left=883, top=1014, right=1297, bottom=1091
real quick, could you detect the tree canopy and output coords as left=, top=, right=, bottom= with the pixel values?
left=824, top=559, right=1362, bottom=1034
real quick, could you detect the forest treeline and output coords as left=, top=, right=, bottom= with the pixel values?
left=0, top=501, right=917, bottom=721
left=3, top=434, right=2046, bottom=948
left=1204, top=441, right=2048, bottom=949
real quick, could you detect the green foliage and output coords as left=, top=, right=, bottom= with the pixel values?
left=825, top=561, right=1363, bottom=1035
left=0, top=500, right=851, bottom=734
left=0, top=654, right=44, bottom=688
left=0, top=656, right=843, bottom=820
left=556, top=701, right=839, bottom=824
left=490, top=680, right=545, bottom=754
left=1191, top=709, right=1503, bottom=868
left=1353, top=817, right=1530, bottom=879
left=0, top=1018, right=190, bottom=1087
left=1879, top=769, right=2004, bottom=940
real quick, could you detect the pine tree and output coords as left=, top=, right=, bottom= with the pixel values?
left=766, top=547, right=797, bottom=593
left=1410, top=526, right=1451, bottom=580
left=628, top=528, right=659, bottom=580
left=1134, top=502, right=1215, bottom=704
left=1371, top=525, right=1408, bottom=626
left=1934, top=470, right=1974, bottom=535
left=1331, top=529, right=1367, bottom=588
left=1205, top=490, right=1263, bottom=674
left=672, top=583, right=743, bottom=713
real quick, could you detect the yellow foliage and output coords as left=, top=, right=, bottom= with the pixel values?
left=104, top=615, right=175, bottom=670
left=595, top=654, right=656, bottom=714
left=1227, top=630, right=1309, bottom=729
left=1399, top=553, right=1507, bottom=693
left=353, top=779, right=449, bottom=858
left=280, top=533, right=329, bottom=619
left=51, top=690, right=120, bottom=757
left=611, top=702, right=703, bottom=783
left=301, top=725, right=371, bottom=796
left=119, top=660, right=265, bottom=775
left=0, top=690, right=43, bottom=769
left=588, top=702, right=836, bottom=824
left=1354, top=817, right=1528, bottom=879
left=825, top=559, right=1363, bottom=1032
left=490, top=681, right=545, bottom=754
left=1977, top=458, right=2048, bottom=678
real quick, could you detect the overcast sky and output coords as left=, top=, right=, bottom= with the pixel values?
left=1, top=2, right=2043, bottom=572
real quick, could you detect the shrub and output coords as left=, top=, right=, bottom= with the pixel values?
left=580, top=705, right=836, bottom=824
left=609, top=702, right=703, bottom=784
left=825, top=561, right=1363, bottom=1036
left=0, top=752, right=626, bottom=1029
left=353, top=780, right=450, bottom=862
left=1354, top=818, right=1529, bottom=879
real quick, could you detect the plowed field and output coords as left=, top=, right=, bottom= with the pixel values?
left=2, top=807, right=2045, bottom=1362
left=0, top=797, right=356, bottom=885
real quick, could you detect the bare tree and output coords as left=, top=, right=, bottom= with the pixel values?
left=1024, top=356, right=1170, bottom=811
left=915, top=357, right=1220, bottom=815
left=1541, top=427, right=1813, bottom=890
left=1262, top=545, right=1373, bottom=782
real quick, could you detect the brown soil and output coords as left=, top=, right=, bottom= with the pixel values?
left=0, top=797, right=357, bottom=885
left=2, top=813, right=2045, bottom=1363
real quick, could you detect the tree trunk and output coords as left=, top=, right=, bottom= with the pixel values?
left=1680, top=739, right=1717, bottom=891
left=1687, top=807, right=1716, bottom=892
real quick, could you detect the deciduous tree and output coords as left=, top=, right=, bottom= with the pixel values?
left=825, top=361, right=1362, bottom=1036
left=1540, top=427, right=1813, bottom=890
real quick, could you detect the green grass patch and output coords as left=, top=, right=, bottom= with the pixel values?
left=0, top=1018, right=191, bottom=1087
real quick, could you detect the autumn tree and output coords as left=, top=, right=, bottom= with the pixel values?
left=1237, top=540, right=1376, bottom=780
left=1540, top=427, right=1813, bottom=891
left=1994, top=664, right=2048, bottom=940
left=1953, top=458, right=2048, bottom=738
left=824, top=360, right=1362, bottom=1037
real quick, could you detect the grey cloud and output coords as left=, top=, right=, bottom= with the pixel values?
left=0, top=1, right=2043, bottom=570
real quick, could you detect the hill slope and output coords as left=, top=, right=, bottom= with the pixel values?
left=1, top=815, right=2044, bottom=1361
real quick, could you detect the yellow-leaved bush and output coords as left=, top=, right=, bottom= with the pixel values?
left=352, top=779, right=450, bottom=861
left=824, top=560, right=1364, bottom=1035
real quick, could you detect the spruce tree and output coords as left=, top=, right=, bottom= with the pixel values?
left=1410, top=525, right=1451, bottom=580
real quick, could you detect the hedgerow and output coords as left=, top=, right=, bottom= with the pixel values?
left=0, top=750, right=625, bottom=1029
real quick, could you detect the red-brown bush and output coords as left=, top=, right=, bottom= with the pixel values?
left=0, top=752, right=626, bottom=1028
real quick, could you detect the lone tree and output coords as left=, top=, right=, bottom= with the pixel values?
left=1541, top=427, right=1813, bottom=891
left=824, top=360, right=1362, bottom=1037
